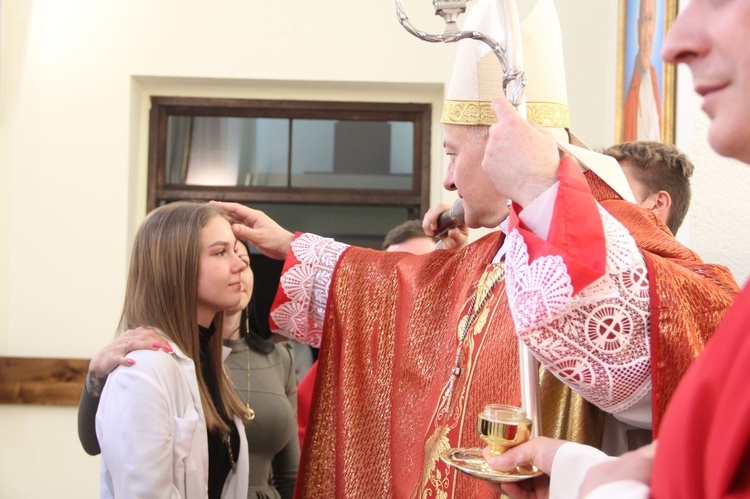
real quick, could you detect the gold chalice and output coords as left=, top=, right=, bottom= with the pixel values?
left=440, top=403, right=540, bottom=482
left=477, top=404, right=532, bottom=458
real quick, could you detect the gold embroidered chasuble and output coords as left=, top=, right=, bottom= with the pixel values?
left=295, top=233, right=601, bottom=499
left=585, top=172, right=739, bottom=430
left=290, top=171, right=738, bottom=499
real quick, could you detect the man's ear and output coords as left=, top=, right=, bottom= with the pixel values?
left=645, top=190, right=672, bottom=225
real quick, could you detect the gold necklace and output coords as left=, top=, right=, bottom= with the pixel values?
left=245, top=346, right=255, bottom=420
left=443, top=263, right=505, bottom=412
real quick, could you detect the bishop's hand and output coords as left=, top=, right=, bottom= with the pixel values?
left=482, top=97, right=561, bottom=209
left=210, top=201, right=295, bottom=260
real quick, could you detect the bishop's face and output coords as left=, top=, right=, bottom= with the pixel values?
left=442, top=124, right=509, bottom=229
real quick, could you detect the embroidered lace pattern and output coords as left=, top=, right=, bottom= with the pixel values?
left=506, top=205, right=652, bottom=413
left=269, top=233, right=349, bottom=348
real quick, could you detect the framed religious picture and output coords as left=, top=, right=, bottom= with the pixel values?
left=615, top=0, right=678, bottom=144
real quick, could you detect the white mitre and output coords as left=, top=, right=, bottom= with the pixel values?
left=441, top=0, right=635, bottom=203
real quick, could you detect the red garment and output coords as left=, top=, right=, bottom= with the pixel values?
left=299, top=240, right=533, bottom=498
left=586, top=176, right=739, bottom=431
left=271, top=160, right=736, bottom=498
left=296, top=359, right=317, bottom=450
left=652, top=280, right=750, bottom=498
left=508, top=157, right=606, bottom=295
left=623, top=64, right=662, bottom=141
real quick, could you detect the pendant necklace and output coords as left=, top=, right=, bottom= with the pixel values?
left=245, top=346, right=255, bottom=420
left=443, top=263, right=505, bottom=413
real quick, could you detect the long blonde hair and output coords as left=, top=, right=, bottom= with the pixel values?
left=119, top=201, right=249, bottom=432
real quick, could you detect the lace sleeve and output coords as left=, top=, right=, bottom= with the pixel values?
left=269, top=233, right=349, bottom=348
left=506, top=205, right=651, bottom=414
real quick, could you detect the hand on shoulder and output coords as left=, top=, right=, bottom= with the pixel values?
left=86, top=327, right=171, bottom=396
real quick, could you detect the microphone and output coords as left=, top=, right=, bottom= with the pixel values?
left=436, top=198, right=465, bottom=237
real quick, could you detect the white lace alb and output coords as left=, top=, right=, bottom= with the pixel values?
left=505, top=205, right=651, bottom=413
left=269, top=233, right=349, bottom=348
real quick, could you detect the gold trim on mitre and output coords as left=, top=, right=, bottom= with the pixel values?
left=527, top=101, right=570, bottom=128
left=441, top=99, right=570, bottom=128
left=439, top=0, right=635, bottom=202
left=441, top=100, right=496, bottom=126
left=440, top=0, right=571, bottom=130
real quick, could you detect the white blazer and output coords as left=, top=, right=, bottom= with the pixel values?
left=96, top=340, right=249, bottom=498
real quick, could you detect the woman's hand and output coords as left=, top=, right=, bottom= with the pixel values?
left=85, top=327, right=170, bottom=396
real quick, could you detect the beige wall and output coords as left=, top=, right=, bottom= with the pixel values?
left=1, top=0, right=748, bottom=497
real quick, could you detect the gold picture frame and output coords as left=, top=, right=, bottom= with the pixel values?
left=615, top=0, right=678, bottom=144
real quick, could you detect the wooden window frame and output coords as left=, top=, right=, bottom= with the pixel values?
left=147, top=96, right=432, bottom=213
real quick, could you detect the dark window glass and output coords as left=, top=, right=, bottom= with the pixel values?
left=148, top=96, right=431, bottom=249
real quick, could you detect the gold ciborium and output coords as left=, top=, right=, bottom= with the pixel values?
left=477, top=404, right=532, bottom=458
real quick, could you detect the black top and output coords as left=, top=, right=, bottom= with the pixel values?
left=200, top=324, right=240, bottom=499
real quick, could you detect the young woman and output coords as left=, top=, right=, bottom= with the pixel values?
left=223, top=241, right=299, bottom=499
left=79, top=237, right=299, bottom=499
left=95, top=201, right=251, bottom=498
